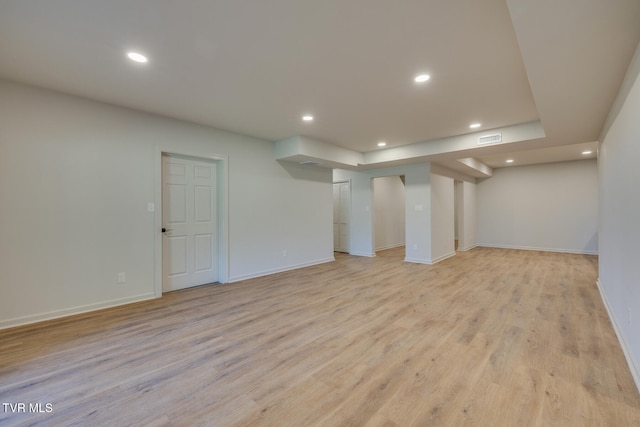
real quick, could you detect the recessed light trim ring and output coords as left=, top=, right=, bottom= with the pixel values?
left=127, top=51, right=148, bottom=63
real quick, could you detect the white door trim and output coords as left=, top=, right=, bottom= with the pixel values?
left=154, top=146, right=229, bottom=297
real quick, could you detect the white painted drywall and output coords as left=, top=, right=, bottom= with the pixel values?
left=334, top=163, right=432, bottom=262
left=373, top=176, right=405, bottom=251
left=0, top=80, right=333, bottom=328
left=598, top=40, right=640, bottom=390
left=333, top=169, right=374, bottom=256
left=454, top=182, right=460, bottom=240
left=430, top=173, right=455, bottom=263
left=403, top=165, right=432, bottom=263
left=334, top=165, right=458, bottom=264
left=476, top=159, right=598, bottom=254
left=458, top=181, right=477, bottom=251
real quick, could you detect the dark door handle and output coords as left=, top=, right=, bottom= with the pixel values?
left=162, top=228, right=169, bottom=233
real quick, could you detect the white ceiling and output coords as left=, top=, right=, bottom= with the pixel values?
left=478, top=141, right=598, bottom=168
left=1, top=0, right=639, bottom=174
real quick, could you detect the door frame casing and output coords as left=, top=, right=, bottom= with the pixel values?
left=154, top=147, right=229, bottom=297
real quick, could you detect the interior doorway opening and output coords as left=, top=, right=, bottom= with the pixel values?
left=372, top=175, right=406, bottom=254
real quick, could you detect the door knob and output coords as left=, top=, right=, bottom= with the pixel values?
left=162, top=228, right=171, bottom=233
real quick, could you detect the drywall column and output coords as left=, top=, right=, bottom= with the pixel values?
left=334, top=163, right=433, bottom=261
left=598, top=40, right=640, bottom=391
left=458, top=181, right=477, bottom=251
left=403, top=164, right=432, bottom=263
left=429, top=173, right=455, bottom=263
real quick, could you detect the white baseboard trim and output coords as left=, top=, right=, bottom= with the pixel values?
left=374, top=243, right=405, bottom=251
left=350, top=251, right=376, bottom=257
left=404, top=251, right=456, bottom=265
left=458, top=244, right=478, bottom=252
left=228, top=257, right=335, bottom=283
left=404, top=257, right=430, bottom=265
left=430, top=251, right=457, bottom=264
left=0, top=293, right=157, bottom=331
left=476, top=243, right=598, bottom=255
left=596, top=278, right=640, bottom=394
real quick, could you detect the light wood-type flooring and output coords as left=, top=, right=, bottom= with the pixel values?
left=1, top=247, right=639, bottom=426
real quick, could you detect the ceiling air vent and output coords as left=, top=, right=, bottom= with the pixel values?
left=299, top=160, right=320, bottom=166
left=478, top=133, right=502, bottom=145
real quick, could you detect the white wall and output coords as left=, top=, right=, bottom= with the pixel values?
left=0, top=80, right=333, bottom=328
left=334, top=163, right=433, bottom=262
left=454, top=181, right=460, bottom=240
left=430, top=173, right=455, bottom=263
left=333, top=169, right=374, bottom=257
left=598, top=40, right=640, bottom=390
left=476, top=159, right=598, bottom=254
left=334, top=165, right=459, bottom=264
left=458, top=181, right=477, bottom=251
left=403, top=165, right=433, bottom=263
left=373, top=176, right=405, bottom=251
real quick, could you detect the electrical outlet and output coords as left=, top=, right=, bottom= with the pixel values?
left=117, top=272, right=126, bottom=284
left=282, top=250, right=287, bottom=257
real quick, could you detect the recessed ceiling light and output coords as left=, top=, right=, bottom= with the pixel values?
left=469, top=123, right=481, bottom=129
left=127, top=51, right=148, bottom=63
left=506, top=159, right=514, bottom=163
left=302, top=115, right=314, bottom=122
left=414, top=74, right=430, bottom=83
left=582, top=150, right=593, bottom=155
left=377, top=141, right=387, bottom=147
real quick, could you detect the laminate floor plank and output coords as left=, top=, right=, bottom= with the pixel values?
left=1, top=247, right=639, bottom=426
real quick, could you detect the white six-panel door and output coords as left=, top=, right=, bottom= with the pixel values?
left=162, top=154, right=218, bottom=292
